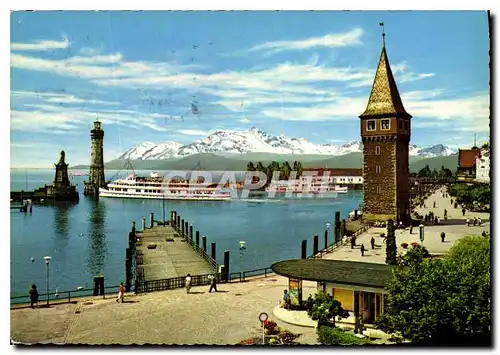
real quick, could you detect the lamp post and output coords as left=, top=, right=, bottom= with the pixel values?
left=44, top=256, right=52, bottom=305
left=239, top=241, right=246, bottom=278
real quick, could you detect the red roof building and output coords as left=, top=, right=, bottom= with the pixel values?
left=457, top=148, right=481, bottom=180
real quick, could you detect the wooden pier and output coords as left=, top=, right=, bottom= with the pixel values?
left=126, top=211, right=226, bottom=294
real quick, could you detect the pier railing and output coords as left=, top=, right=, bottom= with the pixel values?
left=228, top=267, right=274, bottom=282
left=10, top=284, right=121, bottom=307
left=309, top=223, right=373, bottom=259
left=171, top=222, right=219, bottom=271
left=137, top=273, right=221, bottom=293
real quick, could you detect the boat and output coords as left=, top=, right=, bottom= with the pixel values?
left=99, top=172, right=232, bottom=201
left=265, top=180, right=348, bottom=197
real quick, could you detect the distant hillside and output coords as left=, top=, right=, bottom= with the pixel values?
left=70, top=152, right=459, bottom=173
left=409, top=155, right=458, bottom=173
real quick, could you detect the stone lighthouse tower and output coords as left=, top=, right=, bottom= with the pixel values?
left=359, top=26, right=412, bottom=223
left=84, top=120, right=106, bottom=196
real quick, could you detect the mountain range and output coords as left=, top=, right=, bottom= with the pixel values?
left=118, top=126, right=457, bottom=161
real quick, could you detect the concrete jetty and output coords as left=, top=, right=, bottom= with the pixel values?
left=136, top=225, right=216, bottom=281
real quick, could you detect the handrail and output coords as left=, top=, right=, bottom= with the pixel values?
left=11, top=284, right=121, bottom=306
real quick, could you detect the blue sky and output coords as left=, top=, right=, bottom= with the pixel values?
left=10, top=11, right=490, bottom=167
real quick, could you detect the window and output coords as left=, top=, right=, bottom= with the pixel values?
left=405, top=121, right=409, bottom=130
left=367, top=120, right=376, bottom=131
left=381, top=119, right=390, bottom=130
left=398, top=120, right=403, bottom=129
left=375, top=146, right=380, bottom=155
left=377, top=186, right=381, bottom=193
left=376, top=166, right=381, bottom=174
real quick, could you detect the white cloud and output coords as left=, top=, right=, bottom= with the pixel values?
left=176, top=129, right=213, bottom=136
left=11, top=37, right=70, bottom=51
left=248, top=28, right=364, bottom=54
left=239, top=118, right=251, bottom=123
left=11, top=90, right=120, bottom=106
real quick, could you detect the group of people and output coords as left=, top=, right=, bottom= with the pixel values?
left=466, top=217, right=482, bottom=227
left=184, top=273, right=218, bottom=294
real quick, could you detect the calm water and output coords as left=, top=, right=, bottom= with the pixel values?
left=10, top=169, right=362, bottom=297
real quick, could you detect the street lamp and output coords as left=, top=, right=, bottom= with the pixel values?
left=239, top=241, right=246, bottom=276
left=44, top=256, right=52, bottom=305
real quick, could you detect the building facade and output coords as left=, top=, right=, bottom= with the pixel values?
left=84, top=120, right=106, bottom=196
left=457, top=148, right=481, bottom=182
left=476, top=149, right=490, bottom=183
left=358, top=35, right=412, bottom=223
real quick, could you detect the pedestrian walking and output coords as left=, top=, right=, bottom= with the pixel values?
left=478, top=218, right=482, bottom=226
left=434, top=216, right=438, bottom=225
left=370, top=237, right=375, bottom=250
left=473, top=217, right=477, bottom=226
left=462, top=208, right=466, bottom=216
left=451, top=199, right=453, bottom=205
left=29, top=284, right=39, bottom=309
left=433, top=201, right=436, bottom=208
left=466, top=219, right=470, bottom=227
left=409, top=225, right=413, bottom=234
left=360, top=244, right=366, bottom=257
left=441, top=232, right=446, bottom=243
left=116, top=282, right=125, bottom=303
left=444, top=209, right=447, bottom=219
left=185, top=274, right=192, bottom=294
left=208, top=274, right=217, bottom=293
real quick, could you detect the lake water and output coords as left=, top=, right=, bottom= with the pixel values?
left=10, top=169, right=362, bottom=297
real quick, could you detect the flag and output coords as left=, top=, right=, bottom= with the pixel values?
left=379, top=22, right=384, bottom=26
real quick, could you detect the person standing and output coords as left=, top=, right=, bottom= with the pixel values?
left=462, top=207, right=466, bottom=217
left=370, top=237, right=375, bottom=250
left=281, top=289, right=291, bottom=310
left=360, top=244, right=366, bottom=257
left=29, top=284, right=39, bottom=309
left=116, top=282, right=125, bottom=303
left=185, top=274, right=192, bottom=294
left=208, top=274, right=217, bottom=293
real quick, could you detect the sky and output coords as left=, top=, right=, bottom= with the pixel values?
left=10, top=11, right=490, bottom=168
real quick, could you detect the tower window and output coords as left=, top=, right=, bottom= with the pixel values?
left=405, top=121, right=409, bottom=129
left=376, top=166, right=381, bottom=173
left=398, top=120, right=403, bottom=129
left=381, top=119, right=390, bottom=130
left=376, top=186, right=381, bottom=193
left=375, top=146, right=380, bottom=155
left=367, top=120, right=376, bottom=131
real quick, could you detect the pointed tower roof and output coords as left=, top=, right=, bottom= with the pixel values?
left=359, top=37, right=412, bottom=120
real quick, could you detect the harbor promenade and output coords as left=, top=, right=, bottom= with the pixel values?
left=321, top=186, right=490, bottom=264
left=11, top=275, right=320, bottom=345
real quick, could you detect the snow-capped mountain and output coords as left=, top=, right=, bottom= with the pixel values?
left=117, top=127, right=456, bottom=160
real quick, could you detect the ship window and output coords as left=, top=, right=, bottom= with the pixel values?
left=376, top=166, right=381, bottom=174
left=367, top=120, right=376, bottom=131
left=375, top=146, right=380, bottom=155
left=398, top=120, right=403, bottom=129
left=381, top=119, right=390, bottom=130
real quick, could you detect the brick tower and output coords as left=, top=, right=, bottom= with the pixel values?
left=84, top=120, right=106, bottom=196
left=359, top=28, right=412, bottom=223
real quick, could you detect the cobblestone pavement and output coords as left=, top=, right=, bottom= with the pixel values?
left=11, top=275, right=320, bottom=345
left=323, top=186, right=490, bottom=264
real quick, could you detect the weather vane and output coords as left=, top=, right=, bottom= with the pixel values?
left=379, top=22, right=386, bottom=47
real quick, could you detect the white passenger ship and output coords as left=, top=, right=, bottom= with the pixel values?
left=265, top=180, right=348, bottom=197
left=99, top=172, right=232, bottom=201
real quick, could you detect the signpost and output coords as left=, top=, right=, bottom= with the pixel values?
left=258, top=312, right=268, bottom=345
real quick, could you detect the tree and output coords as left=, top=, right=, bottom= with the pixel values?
left=377, top=237, right=491, bottom=344
left=417, top=164, right=432, bottom=178
left=280, top=161, right=292, bottom=180
left=385, top=219, right=397, bottom=265
left=305, top=292, right=346, bottom=327
left=246, top=161, right=256, bottom=171
left=255, top=162, right=265, bottom=172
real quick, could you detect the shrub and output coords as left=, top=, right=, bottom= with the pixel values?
left=305, top=292, right=345, bottom=326
left=317, top=326, right=368, bottom=345
left=264, top=320, right=280, bottom=335
left=277, top=330, right=300, bottom=344
left=410, top=242, right=420, bottom=248
left=401, top=243, right=409, bottom=249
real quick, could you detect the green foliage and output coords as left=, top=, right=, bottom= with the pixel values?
left=246, top=161, right=256, bottom=171
left=449, top=183, right=490, bottom=210
left=306, top=292, right=346, bottom=326
left=385, top=219, right=397, bottom=265
left=417, top=164, right=432, bottom=177
left=377, top=237, right=491, bottom=344
left=317, top=326, right=369, bottom=345
left=264, top=320, right=280, bottom=335
left=277, top=329, right=301, bottom=344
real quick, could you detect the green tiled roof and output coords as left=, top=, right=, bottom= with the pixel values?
left=271, top=259, right=395, bottom=289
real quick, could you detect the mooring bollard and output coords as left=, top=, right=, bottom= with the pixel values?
left=223, top=250, right=230, bottom=282
left=150, top=213, right=154, bottom=228
left=313, top=234, right=319, bottom=255
left=324, top=229, right=328, bottom=249
left=211, top=242, right=216, bottom=260
left=196, top=231, right=200, bottom=249
left=189, top=226, right=194, bottom=242
left=202, top=236, right=207, bottom=255
left=301, top=240, right=307, bottom=259
left=142, top=217, right=146, bottom=231
left=181, top=219, right=185, bottom=236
